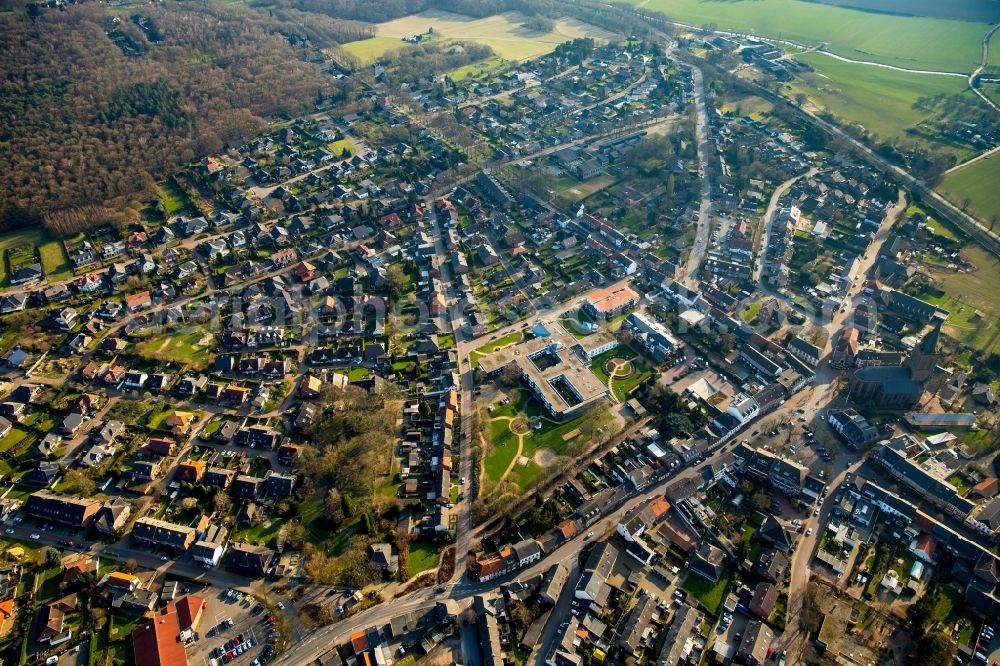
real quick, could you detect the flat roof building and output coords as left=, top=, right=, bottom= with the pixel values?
left=479, top=323, right=608, bottom=419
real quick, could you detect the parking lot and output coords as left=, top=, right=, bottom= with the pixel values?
left=187, top=587, right=279, bottom=666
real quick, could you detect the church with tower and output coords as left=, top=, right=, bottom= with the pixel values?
left=848, top=312, right=946, bottom=408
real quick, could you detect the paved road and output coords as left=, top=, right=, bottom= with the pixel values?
left=753, top=168, right=818, bottom=284
left=969, top=23, right=1000, bottom=112
left=1, top=521, right=260, bottom=590
left=772, top=456, right=867, bottom=662
left=632, top=12, right=1000, bottom=258
left=273, top=392, right=818, bottom=666
left=681, top=63, right=713, bottom=284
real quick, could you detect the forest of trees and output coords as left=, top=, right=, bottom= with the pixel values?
left=0, top=0, right=664, bottom=231
left=0, top=1, right=345, bottom=228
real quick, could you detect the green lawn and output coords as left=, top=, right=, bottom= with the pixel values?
left=407, top=542, right=441, bottom=579
left=145, top=407, right=173, bottom=432
left=554, top=174, right=618, bottom=202
left=939, top=154, right=1000, bottom=224
left=484, top=419, right=520, bottom=487
left=559, top=316, right=592, bottom=339
left=339, top=36, right=411, bottom=65
left=484, top=383, right=613, bottom=494
left=590, top=345, right=638, bottom=383
left=610, top=361, right=652, bottom=402
left=107, top=613, right=143, bottom=644
left=588, top=344, right=652, bottom=401
left=471, top=330, right=523, bottom=369
left=907, top=203, right=962, bottom=242
left=475, top=331, right=523, bottom=354
left=448, top=56, right=505, bottom=81
left=159, top=178, right=194, bottom=217
left=38, top=239, right=73, bottom=281
left=919, top=245, right=1000, bottom=354
left=742, top=301, right=763, bottom=323
left=326, top=137, right=357, bottom=158
left=947, top=474, right=971, bottom=495
left=681, top=566, right=735, bottom=615
left=37, top=565, right=63, bottom=601
left=132, top=330, right=216, bottom=369
left=232, top=515, right=285, bottom=548
left=624, top=0, right=990, bottom=71
left=200, top=419, right=223, bottom=440
left=0, top=227, right=47, bottom=285
left=0, top=427, right=31, bottom=454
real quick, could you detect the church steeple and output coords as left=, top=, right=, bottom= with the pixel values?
left=919, top=312, right=946, bottom=355
left=907, top=312, right=945, bottom=382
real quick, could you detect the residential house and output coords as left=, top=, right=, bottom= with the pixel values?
left=223, top=543, right=275, bottom=577
left=25, top=491, right=100, bottom=528
left=131, top=517, right=196, bottom=551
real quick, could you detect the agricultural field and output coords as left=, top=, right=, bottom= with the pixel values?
left=810, top=0, right=1000, bottom=23
left=787, top=52, right=977, bottom=154
left=938, top=153, right=1000, bottom=224
left=625, top=0, right=992, bottom=71
left=353, top=11, right=619, bottom=63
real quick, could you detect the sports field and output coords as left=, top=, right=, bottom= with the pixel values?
left=555, top=174, right=618, bottom=202
left=346, top=11, right=619, bottom=64
left=938, top=154, right=1000, bottom=224
left=787, top=52, right=974, bottom=148
left=625, top=0, right=992, bottom=72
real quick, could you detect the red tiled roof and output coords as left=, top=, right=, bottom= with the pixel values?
left=585, top=284, right=639, bottom=314
left=132, top=598, right=205, bottom=666
left=647, top=496, right=671, bottom=520
left=475, top=554, right=504, bottom=578
left=557, top=519, right=579, bottom=540
left=913, top=533, right=936, bottom=558
left=174, top=595, right=204, bottom=633
left=132, top=610, right=188, bottom=666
